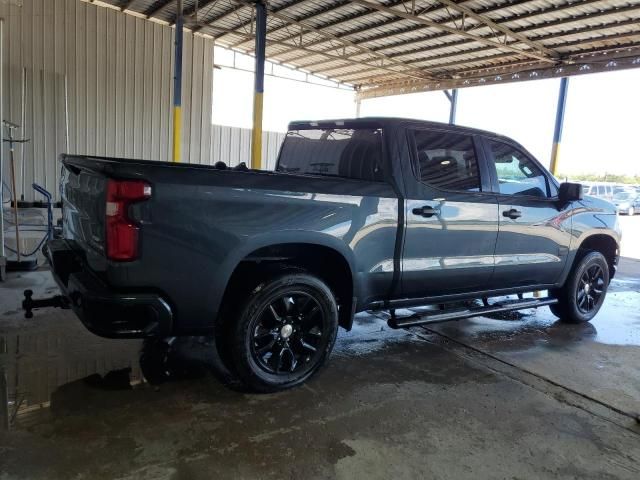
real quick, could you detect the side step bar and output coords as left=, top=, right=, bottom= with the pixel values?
left=387, top=297, right=558, bottom=329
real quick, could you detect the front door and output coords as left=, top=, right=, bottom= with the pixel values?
left=401, top=128, right=499, bottom=298
left=484, top=138, right=572, bottom=288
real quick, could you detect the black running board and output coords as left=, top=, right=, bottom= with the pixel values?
left=387, top=297, right=558, bottom=329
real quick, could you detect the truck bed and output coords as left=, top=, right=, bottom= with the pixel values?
left=58, top=154, right=399, bottom=335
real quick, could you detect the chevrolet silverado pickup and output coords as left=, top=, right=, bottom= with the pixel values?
left=27, top=118, right=621, bottom=392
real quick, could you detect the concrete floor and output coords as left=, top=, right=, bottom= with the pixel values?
left=1, top=258, right=639, bottom=479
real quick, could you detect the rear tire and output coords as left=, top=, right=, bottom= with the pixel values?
left=550, top=251, right=609, bottom=323
left=228, top=273, right=338, bottom=393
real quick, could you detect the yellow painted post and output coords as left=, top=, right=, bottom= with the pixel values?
left=172, top=0, right=184, bottom=163
left=251, top=92, right=264, bottom=169
left=172, top=106, right=181, bottom=163
left=251, top=1, right=267, bottom=170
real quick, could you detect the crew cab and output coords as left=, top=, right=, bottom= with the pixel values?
left=27, top=118, right=621, bottom=392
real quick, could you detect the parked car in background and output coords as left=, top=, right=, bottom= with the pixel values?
left=582, top=182, right=616, bottom=201
left=612, top=191, right=640, bottom=215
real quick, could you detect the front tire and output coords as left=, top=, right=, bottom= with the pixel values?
left=229, top=273, right=338, bottom=392
left=550, top=251, right=609, bottom=323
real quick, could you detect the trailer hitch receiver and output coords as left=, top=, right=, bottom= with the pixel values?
left=22, top=289, right=70, bottom=319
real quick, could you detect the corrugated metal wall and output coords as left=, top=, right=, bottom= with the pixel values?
left=211, top=124, right=285, bottom=171
left=1, top=0, right=216, bottom=201
left=1, top=0, right=286, bottom=202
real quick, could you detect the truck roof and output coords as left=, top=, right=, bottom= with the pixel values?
left=287, top=117, right=513, bottom=142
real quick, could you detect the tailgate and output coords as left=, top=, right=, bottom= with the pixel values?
left=60, top=158, right=108, bottom=264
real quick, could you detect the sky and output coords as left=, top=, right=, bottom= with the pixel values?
left=212, top=49, right=640, bottom=176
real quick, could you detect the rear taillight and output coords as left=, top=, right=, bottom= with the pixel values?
left=105, top=179, right=152, bottom=261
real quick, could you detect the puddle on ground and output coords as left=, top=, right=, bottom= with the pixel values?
left=1, top=269, right=638, bottom=430
left=332, top=312, right=419, bottom=357
left=0, top=300, right=419, bottom=430
left=425, top=284, right=640, bottom=349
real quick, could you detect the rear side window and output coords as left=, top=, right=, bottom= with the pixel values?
left=411, top=129, right=481, bottom=191
left=276, top=128, right=384, bottom=182
left=489, top=140, right=549, bottom=198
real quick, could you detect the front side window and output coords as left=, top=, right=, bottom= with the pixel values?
left=412, top=130, right=481, bottom=191
left=276, top=128, right=384, bottom=182
left=489, top=140, right=549, bottom=198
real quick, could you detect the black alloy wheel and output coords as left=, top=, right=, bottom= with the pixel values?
left=575, top=264, right=605, bottom=314
left=250, top=293, right=325, bottom=375
left=550, top=251, right=610, bottom=323
left=229, top=273, right=338, bottom=392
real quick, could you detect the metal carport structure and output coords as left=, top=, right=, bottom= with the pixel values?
left=112, top=0, right=640, bottom=92
left=102, top=0, right=640, bottom=168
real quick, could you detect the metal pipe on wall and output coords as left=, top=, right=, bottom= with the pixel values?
left=549, top=77, right=569, bottom=176
left=20, top=67, right=26, bottom=200
left=251, top=1, right=267, bottom=170
left=172, top=0, right=184, bottom=163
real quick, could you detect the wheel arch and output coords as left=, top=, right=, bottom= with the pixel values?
left=214, top=233, right=357, bottom=331
left=573, top=233, right=619, bottom=280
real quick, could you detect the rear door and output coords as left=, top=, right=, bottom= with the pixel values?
left=483, top=138, right=572, bottom=288
left=401, top=128, right=499, bottom=298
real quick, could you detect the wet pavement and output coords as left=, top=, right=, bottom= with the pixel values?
left=0, top=260, right=639, bottom=479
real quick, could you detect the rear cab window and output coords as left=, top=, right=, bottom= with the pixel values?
left=410, top=129, right=482, bottom=192
left=276, top=128, right=384, bottom=182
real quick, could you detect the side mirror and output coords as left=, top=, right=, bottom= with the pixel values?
left=558, top=182, right=583, bottom=204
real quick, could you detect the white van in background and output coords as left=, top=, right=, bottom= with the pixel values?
left=581, top=182, right=616, bottom=201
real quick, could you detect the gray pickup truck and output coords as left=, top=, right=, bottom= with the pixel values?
left=27, top=118, right=620, bottom=392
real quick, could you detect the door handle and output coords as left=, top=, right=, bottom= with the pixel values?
left=412, top=205, right=439, bottom=218
left=502, top=208, right=522, bottom=219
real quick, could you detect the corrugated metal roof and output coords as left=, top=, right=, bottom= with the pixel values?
left=102, top=0, right=640, bottom=97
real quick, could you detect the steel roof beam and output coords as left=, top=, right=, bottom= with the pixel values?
left=210, top=0, right=433, bottom=80
left=192, top=2, right=251, bottom=33
left=170, top=0, right=218, bottom=26
left=436, top=0, right=557, bottom=59
left=119, top=0, right=136, bottom=11
left=228, top=0, right=407, bottom=51
left=294, top=3, right=640, bottom=74
left=219, top=0, right=353, bottom=45
left=402, top=20, right=640, bottom=69
left=202, top=24, right=427, bottom=82
left=376, top=3, right=640, bottom=59
left=265, top=8, right=435, bottom=80
left=281, top=0, right=608, bottom=69
left=348, top=0, right=555, bottom=63
left=322, top=20, right=640, bottom=84
left=269, top=0, right=534, bottom=61
left=355, top=44, right=640, bottom=96
left=144, top=0, right=174, bottom=19
left=388, top=13, right=640, bottom=68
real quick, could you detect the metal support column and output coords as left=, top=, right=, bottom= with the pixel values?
left=251, top=1, right=267, bottom=170
left=446, top=89, right=458, bottom=125
left=355, top=97, right=361, bottom=118
left=0, top=18, right=6, bottom=280
left=549, top=77, right=569, bottom=176
left=172, top=0, right=184, bottom=163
